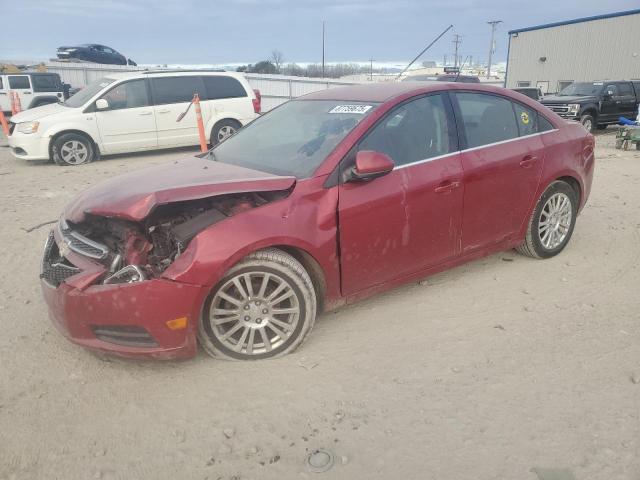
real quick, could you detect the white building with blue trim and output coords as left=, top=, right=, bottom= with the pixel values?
left=505, top=9, right=640, bottom=94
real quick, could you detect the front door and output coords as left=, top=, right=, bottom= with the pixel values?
left=600, top=84, right=620, bottom=122
left=94, top=79, right=157, bottom=153
left=453, top=92, right=545, bottom=252
left=7, top=75, right=33, bottom=110
left=338, top=93, right=464, bottom=295
left=150, top=76, right=209, bottom=148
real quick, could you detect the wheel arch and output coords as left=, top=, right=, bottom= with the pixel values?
left=48, top=129, right=100, bottom=160
left=273, top=245, right=327, bottom=313
left=556, top=175, right=582, bottom=205
left=206, top=115, right=244, bottom=141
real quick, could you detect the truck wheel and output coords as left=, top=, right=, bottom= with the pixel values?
left=51, top=133, right=95, bottom=166
left=199, top=248, right=317, bottom=360
left=210, top=119, right=241, bottom=146
left=579, top=114, right=595, bottom=132
left=516, top=181, right=578, bottom=259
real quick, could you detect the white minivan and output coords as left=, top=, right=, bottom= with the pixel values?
left=7, top=70, right=261, bottom=165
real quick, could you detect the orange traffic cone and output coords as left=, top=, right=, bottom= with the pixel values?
left=0, top=110, right=9, bottom=136
left=14, top=92, right=22, bottom=114
left=10, top=91, right=17, bottom=116
left=193, top=94, right=208, bottom=152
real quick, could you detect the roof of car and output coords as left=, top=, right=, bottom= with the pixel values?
left=301, top=82, right=508, bottom=103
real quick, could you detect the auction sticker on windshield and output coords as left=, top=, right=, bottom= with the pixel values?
left=329, top=105, right=373, bottom=114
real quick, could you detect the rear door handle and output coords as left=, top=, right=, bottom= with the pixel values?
left=138, top=111, right=152, bottom=116
left=157, top=109, right=170, bottom=114
left=519, top=155, right=538, bottom=169
left=434, top=180, right=461, bottom=194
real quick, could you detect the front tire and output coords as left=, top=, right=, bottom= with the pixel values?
left=516, top=181, right=578, bottom=259
left=199, top=248, right=317, bottom=360
left=52, top=133, right=95, bottom=166
left=580, top=114, right=595, bottom=132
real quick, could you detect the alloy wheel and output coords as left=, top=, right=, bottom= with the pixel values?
left=217, top=126, right=236, bottom=142
left=207, top=271, right=301, bottom=356
left=538, top=192, right=573, bottom=249
left=60, top=140, right=89, bottom=165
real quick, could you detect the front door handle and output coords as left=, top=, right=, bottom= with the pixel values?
left=519, top=155, right=538, bottom=169
left=138, top=111, right=152, bottom=116
left=157, top=109, right=170, bottom=114
left=434, top=180, right=461, bottom=194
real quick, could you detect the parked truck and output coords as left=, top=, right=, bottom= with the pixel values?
left=541, top=80, right=640, bottom=132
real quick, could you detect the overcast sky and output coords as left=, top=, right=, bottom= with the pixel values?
left=1, top=0, right=638, bottom=66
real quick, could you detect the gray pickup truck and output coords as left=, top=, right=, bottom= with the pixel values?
left=541, top=80, right=640, bottom=132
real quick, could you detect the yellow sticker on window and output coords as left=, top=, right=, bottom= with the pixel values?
left=520, top=111, right=530, bottom=124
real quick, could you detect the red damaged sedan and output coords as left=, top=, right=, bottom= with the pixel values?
left=41, top=83, right=595, bottom=360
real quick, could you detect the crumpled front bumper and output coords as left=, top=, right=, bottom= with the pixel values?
left=41, top=229, right=209, bottom=360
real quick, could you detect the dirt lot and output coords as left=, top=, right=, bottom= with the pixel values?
left=0, top=130, right=639, bottom=480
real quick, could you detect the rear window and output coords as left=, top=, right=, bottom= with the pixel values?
left=455, top=92, right=519, bottom=148
left=31, top=75, right=61, bottom=92
left=618, top=83, right=633, bottom=96
left=8, top=76, right=30, bottom=89
left=203, top=76, right=247, bottom=100
left=151, top=76, right=205, bottom=105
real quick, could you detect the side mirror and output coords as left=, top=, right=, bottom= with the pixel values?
left=95, top=98, right=109, bottom=110
left=350, top=150, right=394, bottom=181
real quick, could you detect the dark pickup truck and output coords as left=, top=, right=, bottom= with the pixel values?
left=541, top=80, right=640, bottom=131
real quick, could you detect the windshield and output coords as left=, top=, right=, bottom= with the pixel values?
left=64, top=77, right=115, bottom=108
left=210, top=100, right=379, bottom=177
left=557, top=82, right=603, bottom=96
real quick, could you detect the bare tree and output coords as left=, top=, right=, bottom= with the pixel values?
left=270, top=50, right=284, bottom=73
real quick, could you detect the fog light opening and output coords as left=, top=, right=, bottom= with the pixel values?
left=103, top=265, right=146, bottom=285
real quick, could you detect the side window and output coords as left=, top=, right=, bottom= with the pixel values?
left=100, top=80, right=149, bottom=110
left=618, top=83, right=633, bottom=96
left=152, top=76, right=204, bottom=105
left=8, top=76, right=30, bottom=89
left=358, top=94, right=453, bottom=167
left=512, top=102, right=538, bottom=137
left=31, top=75, right=60, bottom=92
left=605, top=84, right=619, bottom=96
left=516, top=81, right=531, bottom=87
left=202, top=76, right=247, bottom=100
left=455, top=92, right=518, bottom=148
left=538, top=115, right=555, bottom=132
left=0, top=77, right=3, bottom=89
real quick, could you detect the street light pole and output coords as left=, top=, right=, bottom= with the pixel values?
left=487, top=20, right=502, bottom=79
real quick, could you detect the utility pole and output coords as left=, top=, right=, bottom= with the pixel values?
left=369, top=58, right=374, bottom=81
left=322, top=20, right=326, bottom=78
left=443, top=54, right=447, bottom=66
left=452, top=34, right=462, bottom=69
left=487, top=20, right=502, bottom=79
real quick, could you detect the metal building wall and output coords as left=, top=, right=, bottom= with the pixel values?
left=506, top=12, right=640, bottom=93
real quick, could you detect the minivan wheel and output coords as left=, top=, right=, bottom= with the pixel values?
left=210, top=119, right=241, bottom=146
left=199, top=248, right=317, bottom=360
left=579, top=114, right=595, bottom=132
left=516, top=181, right=578, bottom=259
left=52, top=133, right=94, bottom=166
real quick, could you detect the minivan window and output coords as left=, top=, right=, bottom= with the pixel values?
left=203, top=76, right=247, bottom=100
left=152, top=76, right=204, bottom=105
left=0, top=78, right=3, bottom=89
left=8, top=76, right=30, bottom=89
left=358, top=94, right=453, bottom=167
left=31, top=75, right=61, bottom=92
left=64, top=78, right=115, bottom=108
left=455, top=92, right=519, bottom=148
left=100, top=80, right=149, bottom=110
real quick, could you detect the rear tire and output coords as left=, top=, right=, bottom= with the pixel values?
left=199, top=248, right=317, bottom=361
left=516, top=181, right=578, bottom=259
left=210, top=119, right=241, bottom=146
left=52, top=133, right=95, bottom=166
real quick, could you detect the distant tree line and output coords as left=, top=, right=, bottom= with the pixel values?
left=235, top=50, right=382, bottom=78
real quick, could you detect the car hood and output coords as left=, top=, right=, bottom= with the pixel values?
left=10, top=102, right=69, bottom=122
left=542, top=95, right=597, bottom=104
left=64, top=156, right=296, bottom=223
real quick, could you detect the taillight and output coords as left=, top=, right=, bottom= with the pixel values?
left=252, top=89, right=261, bottom=114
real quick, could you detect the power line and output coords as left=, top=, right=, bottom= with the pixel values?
left=487, top=20, right=502, bottom=79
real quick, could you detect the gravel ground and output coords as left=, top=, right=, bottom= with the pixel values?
left=0, top=130, right=639, bottom=480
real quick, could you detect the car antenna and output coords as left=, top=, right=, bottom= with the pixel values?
left=396, top=24, right=454, bottom=82
left=454, top=55, right=470, bottom=82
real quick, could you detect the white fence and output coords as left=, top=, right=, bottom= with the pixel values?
left=43, top=62, right=359, bottom=111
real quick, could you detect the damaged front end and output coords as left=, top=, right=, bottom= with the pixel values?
left=54, top=191, right=288, bottom=287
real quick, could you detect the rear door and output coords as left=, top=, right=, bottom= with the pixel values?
left=453, top=92, right=545, bottom=253
left=150, top=76, right=206, bottom=148
left=7, top=75, right=33, bottom=110
left=616, top=82, right=637, bottom=119
left=94, top=79, right=157, bottom=153
left=202, top=75, right=251, bottom=125
left=338, top=93, right=464, bottom=294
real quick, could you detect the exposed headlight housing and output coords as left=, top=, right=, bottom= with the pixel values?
left=17, top=121, right=39, bottom=134
left=567, top=104, right=580, bottom=115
